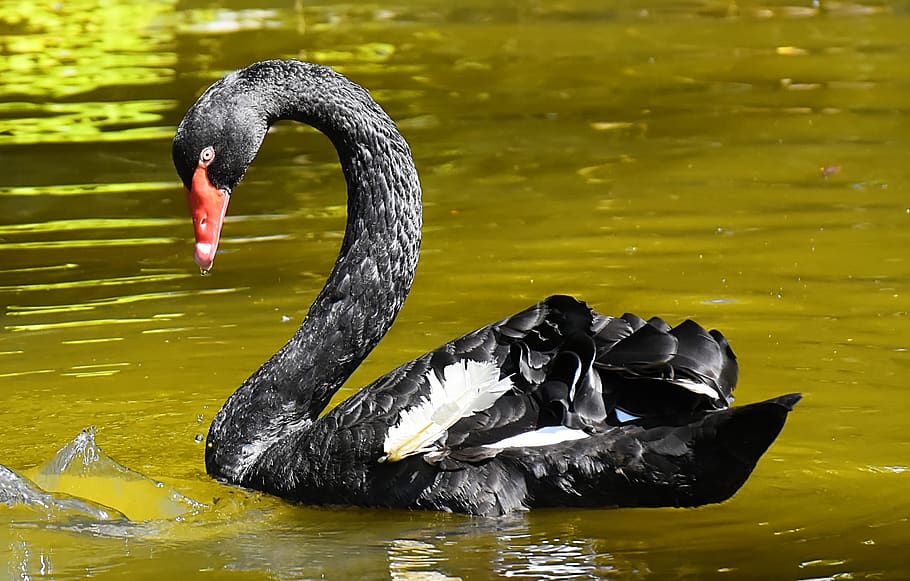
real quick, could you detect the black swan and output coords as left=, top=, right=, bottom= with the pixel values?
left=172, top=59, right=800, bottom=516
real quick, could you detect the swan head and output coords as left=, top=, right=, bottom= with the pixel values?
left=172, top=70, right=269, bottom=271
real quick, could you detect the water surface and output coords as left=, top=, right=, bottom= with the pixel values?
left=2, top=0, right=908, bottom=579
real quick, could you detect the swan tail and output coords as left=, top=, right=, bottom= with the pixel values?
left=514, top=393, right=801, bottom=509
left=676, top=392, right=801, bottom=505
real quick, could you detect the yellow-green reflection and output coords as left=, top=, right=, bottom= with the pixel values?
left=0, top=237, right=180, bottom=250
left=0, top=273, right=191, bottom=294
left=0, top=217, right=184, bottom=235
left=61, top=337, right=126, bottom=345
left=0, top=101, right=175, bottom=145
left=0, top=0, right=174, bottom=145
left=6, top=313, right=183, bottom=333
left=7, top=287, right=239, bottom=317
left=0, top=181, right=174, bottom=197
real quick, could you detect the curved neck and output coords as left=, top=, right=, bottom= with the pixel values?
left=206, top=61, right=421, bottom=479
left=269, top=62, right=422, bottom=412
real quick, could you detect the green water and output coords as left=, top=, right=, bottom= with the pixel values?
left=2, top=0, right=908, bottom=578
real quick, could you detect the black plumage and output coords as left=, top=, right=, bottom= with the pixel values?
left=172, top=59, right=800, bottom=517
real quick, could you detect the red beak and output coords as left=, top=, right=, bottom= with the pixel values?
left=186, top=163, right=230, bottom=272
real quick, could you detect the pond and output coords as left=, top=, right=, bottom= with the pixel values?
left=1, top=0, right=908, bottom=578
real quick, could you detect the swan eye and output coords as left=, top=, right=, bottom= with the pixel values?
left=199, top=146, right=215, bottom=165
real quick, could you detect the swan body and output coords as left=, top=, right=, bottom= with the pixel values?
left=172, top=60, right=799, bottom=516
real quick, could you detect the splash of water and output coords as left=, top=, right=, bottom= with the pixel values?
left=2, top=428, right=205, bottom=523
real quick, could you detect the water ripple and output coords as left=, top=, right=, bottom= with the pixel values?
left=0, top=273, right=192, bottom=294
left=0, top=237, right=180, bottom=250
left=5, top=314, right=184, bottom=333
left=0, top=181, right=174, bottom=197
left=6, top=287, right=241, bottom=317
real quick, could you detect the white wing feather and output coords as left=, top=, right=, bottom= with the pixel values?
left=382, top=360, right=513, bottom=462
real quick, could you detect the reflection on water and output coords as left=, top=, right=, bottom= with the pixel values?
left=0, top=0, right=174, bottom=145
left=2, top=0, right=909, bottom=578
left=387, top=538, right=460, bottom=580
left=494, top=531, right=612, bottom=579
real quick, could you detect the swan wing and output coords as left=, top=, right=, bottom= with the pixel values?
left=358, top=295, right=740, bottom=466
